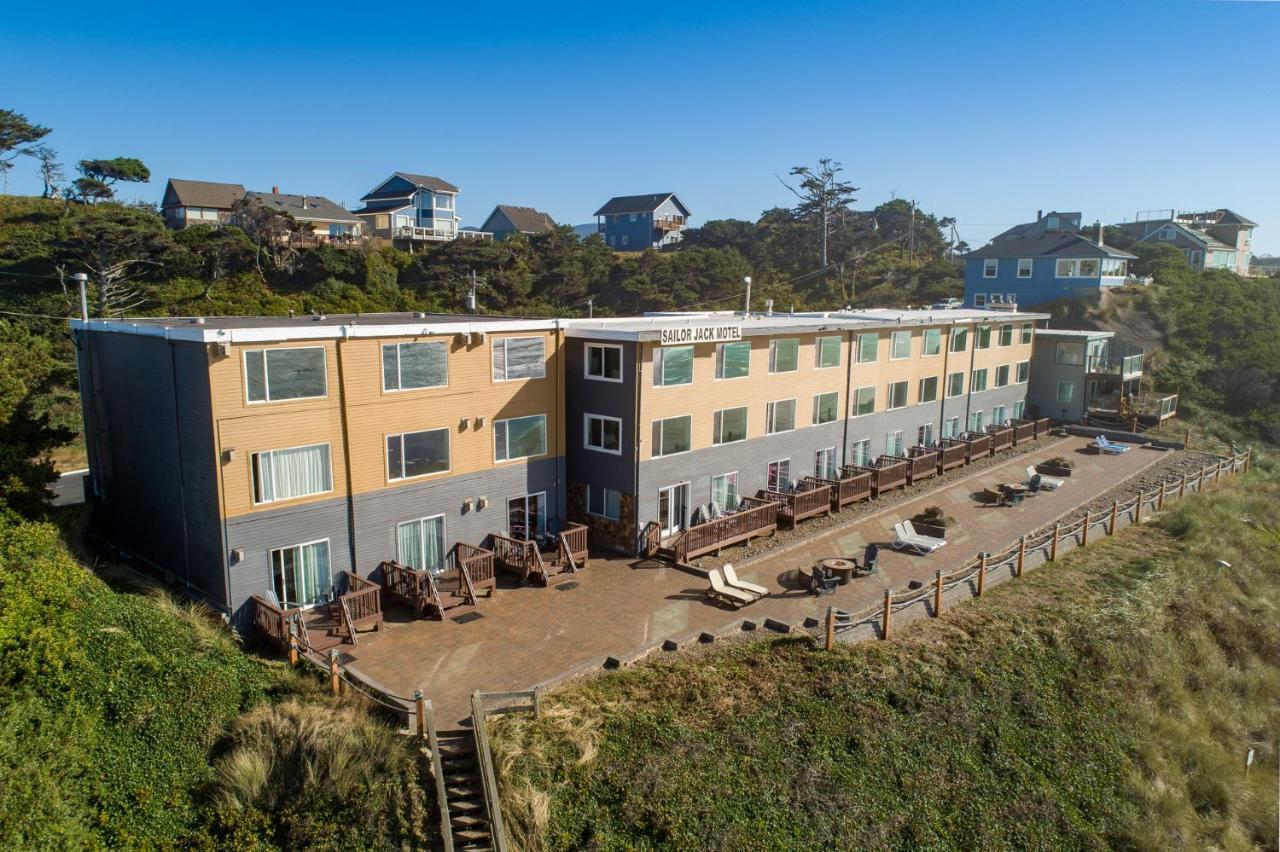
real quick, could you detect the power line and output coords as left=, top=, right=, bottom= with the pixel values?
left=0, top=308, right=72, bottom=321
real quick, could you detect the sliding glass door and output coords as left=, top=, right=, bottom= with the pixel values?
left=271, top=539, right=332, bottom=608
left=508, top=493, right=547, bottom=541
left=397, top=515, right=447, bottom=574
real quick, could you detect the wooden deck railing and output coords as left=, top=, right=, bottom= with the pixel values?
left=758, top=483, right=833, bottom=528
left=489, top=534, right=541, bottom=583
left=334, top=571, right=382, bottom=643
left=667, top=497, right=777, bottom=563
left=250, top=594, right=302, bottom=650
left=380, top=560, right=439, bottom=617
left=936, top=439, right=968, bottom=473
left=453, top=542, right=496, bottom=592
left=957, top=431, right=992, bottom=461
left=642, top=520, right=662, bottom=558
left=490, top=529, right=579, bottom=586
left=850, top=456, right=909, bottom=496
left=805, top=470, right=872, bottom=510
left=986, top=424, right=1015, bottom=452
left=1032, top=417, right=1051, bottom=437
left=1010, top=418, right=1036, bottom=444
left=904, top=447, right=939, bottom=484
left=558, top=522, right=589, bottom=569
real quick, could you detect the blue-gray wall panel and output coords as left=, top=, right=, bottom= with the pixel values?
left=564, top=339, right=638, bottom=497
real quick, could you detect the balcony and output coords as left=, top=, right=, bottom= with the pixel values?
left=653, top=216, right=685, bottom=231
left=394, top=225, right=457, bottom=242
left=1087, top=352, right=1143, bottom=378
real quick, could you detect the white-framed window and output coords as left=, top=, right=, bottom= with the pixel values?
left=1056, top=259, right=1078, bottom=278
left=494, top=414, right=547, bottom=462
left=946, top=371, right=965, bottom=397
left=397, top=515, right=446, bottom=574
left=769, top=338, right=799, bottom=373
left=766, top=458, right=791, bottom=491
left=382, top=341, right=448, bottom=392
left=815, top=335, right=841, bottom=369
left=993, top=404, right=1007, bottom=426
left=886, top=430, right=905, bottom=457
left=991, top=294, right=1004, bottom=304
left=1006, top=293, right=1017, bottom=303
left=711, top=472, right=739, bottom=511
left=1013, top=400, right=1026, bottom=419
left=1016, top=360, right=1030, bottom=383
left=971, top=368, right=988, bottom=392
left=998, top=324, right=1013, bottom=346
left=918, top=375, right=939, bottom=404
left=620, top=234, right=629, bottom=247
left=585, top=343, right=623, bottom=382
left=995, top=365, right=1011, bottom=387
left=857, top=333, right=879, bottom=363
left=852, top=385, right=876, bottom=417
left=950, top=327, right=969, bottom=352
left=1078, top=259, right=1100, bottom=277
left=974, top=293, right=987, bottom=307
left=850, top=439, right=871, bottom=468
left=652, top=415, right=692, bottom=457
left=812, top=391, right=839, bottom=425
left=1158, top=226, right=1176, bottom=240
left=886, top=380, right=909, bottom=410
left=654, top=345, right=694, bottom=386
left=244, top=347, right=327, bottom=403
left=766, top=398, right=797, bottom=434
left=890, top=330, right=912, bottom=360
left=492, top=337, right=546, bottom=382
left=1020, top=323, right=1033, bottom=344
left=943, top=416, right=960, bottom=439
left=271, top=538, right=332, bottom=608
left=968, top=410, right=985, bottom=432
left=1055, top=342, right=1084, bottom=366
left=983, top=258, right=999, bottom=278
left=587, top=486, right=622, bottom=521
left=252, top=443, right=332, bottom=504
left=922, top=328, right=941, bottom=356
left=1056, top=380, right=1076, bottom=403
left=712, top=406, right=749, bottom=445
left=1017, top=258, right=1033, bottom=278
left=715, top=341, right=752, bottom=379
left=918, top=423, right=935, bottom=448
left=584, top=413, right=622, bottom=455
left=387, top=428, right=451, bottom=480
left=815, top=447, right=837, bottom=480
left=976, top=325, right=992, bottom=349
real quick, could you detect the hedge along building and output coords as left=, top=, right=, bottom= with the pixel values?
left=71, top=313, right=566, bottom=624
left=561, top=307, right=1046, bottom=552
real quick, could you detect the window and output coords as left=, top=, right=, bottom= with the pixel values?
left=1020, top=323, right=1033, bottom=344
left=946, top=371, right=964, bottom=397
left=766, top=399, right=797, bottom=434
left=983, top=258, right=999, bottom=278
left=508, top=493, right=547, bottom=541
left=815, top=447, right=837, bottom=479
left=397, top=515, right=446, bottom=574
left=1006, top=293, right=1017, bottom=304
left=1101, top=258, right=1127, bottom=277
left=715, top=341, right=751, bottom=379
left=1013, top=400, right=1026, bottom=419
left=998, top=324, right=1013, bottom=346
left=812, top=392, right=839, bottom=425
left=886, top=380, right=909, bottom=410
left=382, top=341, right=447, bottom=391
left=252, top=443, right=332, bottom=504
left=710, top=473, right=739, bottom=511
left=922, top=328, right=941, bottom=356
left=1159, top=227, right=1176, bottom=240
left=886, top=430, right=905, bottom=457
left=654, top=345, right=694, bottom=386
left=968, top=410, right=985, bottom=432
left=587, top=486, right=622, bottom=521
left=494, top=414, right=547, bottom=462
left=971, top=368, right=988, bottom=392
left=1056, top=259, right=1078, bottom=278
left=857, top=333, right=879, bottom=363
left=585, top=343, right=623, bottom=382
left=943, top=416, right=960, bottom=439
left=950, top=327, right=969, bottom=352
left=995, top=365, right=1010, bottom=387
left=652, top=415, right=692, bottom=457
left=387, top=428, right=450, bottom=480
left=993, top=405, right=1007, bottom=426
left=890, top=330, right=912, bottom=360
left=769, top=338, right=799, bottom=373
left=990, top=294, right=1003, bottom=304
left=1056, top=381, right=1076, bottom=403
left=492, top=337, right=546, bottom=381
left=850, top=439, right=871, bottom=468
left=918, top=423, right=935, bottom=448
left=1055, top=342, right=1084, bottom=366
left=1017, top=258, right=1033, bottom=278
left=974, top=293, right=987, bottom=307
left=1077, top=259, right=1100, bottom=277
left=584, top=414, right=622, bottom=454
left=271, top=539, right=332, bottom=608
left=815, top=335, right=841, bottom=368
left=852, top=386, right=875, bottom=417
left=976, top=325, right=992, bottom=349
left=712, top=406, right=748, bottom=445
left=1015, top=360, right=1030, bottom=383
left=245, top=347, right=327, bottom=403
left=918, top=376, right=939, bottom=403
left=766, top=459, right=791, bottom=491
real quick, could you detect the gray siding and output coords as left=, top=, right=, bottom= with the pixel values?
left=1026, top=338, right=1092, bottom=421
left=564, top=339, right=638, bottom=498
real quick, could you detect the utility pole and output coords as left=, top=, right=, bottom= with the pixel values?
left=908, top=200, right=917, bottom=263
left=586, top=297, right=594, bottom=318
left=74, top=272, right=89, bottom=321
left=466, top=269, right=485, bottom=313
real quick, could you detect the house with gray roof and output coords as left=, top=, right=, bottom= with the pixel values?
left=963, top=232, right=1136, bottom=309
left=352, top=172, right=489, bottom=247
left=1114, top=208, right=1256, bottom=274
left=991, top=210, right=1082, bottom=242
left=594, top=192, right=689, bottom=250
left=480, top=205, right=557, bottom=240
left=244, top=189, right=362, bottom=244
left=160, top=178, right=246, bottom=229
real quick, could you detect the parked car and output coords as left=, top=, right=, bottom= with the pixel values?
left=930, top=298, right=963, bottom=310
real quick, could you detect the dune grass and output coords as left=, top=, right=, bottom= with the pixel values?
left=491, top=469, right=1280, bottom=851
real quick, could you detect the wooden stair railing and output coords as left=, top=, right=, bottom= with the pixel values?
left=641, top=520, right=662, bottom=558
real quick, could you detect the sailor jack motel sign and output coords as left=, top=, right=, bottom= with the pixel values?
left=658, top=324, right=743, bottom=345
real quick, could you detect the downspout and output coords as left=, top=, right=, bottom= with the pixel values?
left=335, top=329, right=359, bottom=574
left=841, top=328, right=854, bottom=467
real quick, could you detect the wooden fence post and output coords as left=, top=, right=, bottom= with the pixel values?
left=1135, top=491, right=1144, bottom=524
left=1081, top=513, right=1090, bottom=547
left=1109, top=500, right=1119, bottom=535
left=1179, top=474, right=1187, bottom=499
left=1184, top=428, right=1191, bottom=449
left=824, top=607, right=836, bottom=651
left=1245, top=451, right=1251, bottom=473
left=976, top=554, right=988, bottom=597
left=415, top=689, right=426, bottom=740
left=1050, top=523, right=1060, bottom=561
left=934, top=571, right=943, bottom=617
left=329, top=650, right=340, bottom=695
left=288, top=635, right=298, bottom=667
left=1016, top=536, right=1026, bottom=577
left=1157, top=481, right=1166, bottom=511
left=881, top=590, right=893, bottom=640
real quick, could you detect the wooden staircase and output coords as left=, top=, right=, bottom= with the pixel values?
left=432, top=728, right=495, bottom=850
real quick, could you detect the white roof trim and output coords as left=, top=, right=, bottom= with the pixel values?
left=71, top=318, right=558, bottom=343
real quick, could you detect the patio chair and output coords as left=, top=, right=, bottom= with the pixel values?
left=893, top=521, right=947, bottom=554
left=722, top=563, right=770, bottom=598
left=810, top=565, right=839, bottom=596
left=706, top=567, right=759, bottom=608
left=1095, top=435, right=1131, bottom=455
left=1026, top=465, right=1063, bottom=490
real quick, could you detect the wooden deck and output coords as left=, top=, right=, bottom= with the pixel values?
left=936, top=439, right=968, bottom=473
left=804, top=470, right=872, bottom=511
left=904, top=447, right=939, bottom=484
left=489, top=523, right=588, bottom=586
left=662, top=497, right=778, bottom=563
left=849, top=456, right=909, bottom=497
left=758, top=483, right=833, bottom=528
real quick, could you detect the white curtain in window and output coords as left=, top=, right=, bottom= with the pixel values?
left=398, top=517, right=445, bottom=574
left=259, top=444, right=330, bottom=502
left=274, top=540, right=332, bottom=607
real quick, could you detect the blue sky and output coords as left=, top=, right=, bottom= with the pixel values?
left=4, top=0, right=1279, bottom=252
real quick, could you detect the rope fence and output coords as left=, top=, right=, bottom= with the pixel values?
left=823, top=449, right=1251, bottom=651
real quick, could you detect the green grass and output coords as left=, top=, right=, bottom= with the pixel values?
left=492, top=468, right=1280, bottom=851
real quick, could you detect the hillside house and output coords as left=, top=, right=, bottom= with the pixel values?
left=353, top=172, right=489, bottom=247
left=160, top=179, right=246, bottom=229
left=594, top=193, right=689, bottom=250
left=481, top=205, right=556, bottom=240
left=963, top=233, right=1136, bottom=309
left=1115, top=209, right=1255, bottom=275
left=244, top=189, right=362, bottom=246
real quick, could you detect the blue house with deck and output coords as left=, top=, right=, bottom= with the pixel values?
left=963, top=230, right=1136, bottom=309
left=594, top=193, right=689, bottom=250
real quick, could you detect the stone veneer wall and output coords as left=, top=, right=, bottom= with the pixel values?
left=568, top=481, right=637, bottom=554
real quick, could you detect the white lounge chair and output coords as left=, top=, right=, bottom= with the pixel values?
left=1095, top=435, right=1130, bottom=455
left=893, top=521, right=946, bottom=554
left=722, top=563, right=770, bottom=598
left=706, top=567, right=758, bottom=608
left=1027, top=465, right=1064, bottom=490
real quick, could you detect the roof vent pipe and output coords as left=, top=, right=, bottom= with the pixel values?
left=742, top=276, right=752, bottom=317
left=765, top=299, right=773, bottom=316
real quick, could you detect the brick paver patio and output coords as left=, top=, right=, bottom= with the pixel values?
left=344, top=436, right=1165, bottom=724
